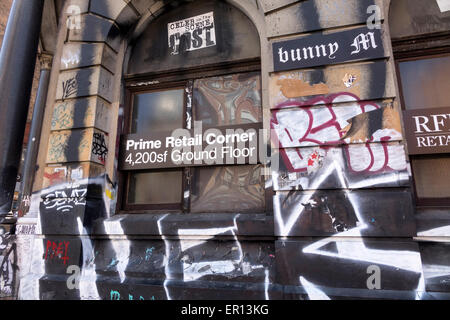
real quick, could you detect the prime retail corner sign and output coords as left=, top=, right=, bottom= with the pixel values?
left=119, top=123, right=261, bottom=170
left=272, top=27, right=385, bottom=72
left=168, top=12, right=216, bottom=55
left=403, top=107, right=450, bottom=155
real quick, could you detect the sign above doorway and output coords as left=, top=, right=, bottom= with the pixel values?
left=272, top=27, right=385, bottom=72
left=168, top=11, right=216, bottom=55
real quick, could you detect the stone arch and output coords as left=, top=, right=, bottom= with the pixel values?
left=104, top=0, right=269, bottom=92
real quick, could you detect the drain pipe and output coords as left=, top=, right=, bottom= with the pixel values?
left=17, top=54, right=53, bottom=217
left=0, top=0, right=45, bottom=218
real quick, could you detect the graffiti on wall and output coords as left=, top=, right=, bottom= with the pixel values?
left=52, top=103, right=77, bottom=130
left=44, top=240, right=70, bottom=265
left=47, top=130, right=102, bottom=164
left=51, top=98, right=110, bottom=132
left=42, top=187, right=87, bottom=213
left=0, top=227, right=17, bottom=297
left=271, top=92, right=402, bottom=148
left=270, top=92, right=407, bottom=190
left=62, top=77, right=78, bottom=101
left=15, top=0, right=450, bottom=299
left=109, top=289, right=154, bottom=300
left=92, top=132, right=108, bottom=164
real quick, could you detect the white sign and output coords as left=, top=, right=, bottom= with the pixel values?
left=168, top=12, right=216, bottom=55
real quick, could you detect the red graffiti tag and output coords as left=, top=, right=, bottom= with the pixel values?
left=44, top=240, right=70, bottom=265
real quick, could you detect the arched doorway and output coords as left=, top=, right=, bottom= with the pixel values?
left=117, top=0, right=267, bottom=214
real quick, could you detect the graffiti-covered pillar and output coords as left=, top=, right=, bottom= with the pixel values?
left=0, top=0, right=45, bottom=216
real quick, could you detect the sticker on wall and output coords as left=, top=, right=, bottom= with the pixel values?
left=168, top=12, right=216, bottom=55
left=343, top=73, right=357, bottom=88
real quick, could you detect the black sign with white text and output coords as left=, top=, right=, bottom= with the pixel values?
left=119, top=123, right=262, bottom=170
left=403, top=107, right=450, bottom=155
left=272, top=27, right=385, bottom=72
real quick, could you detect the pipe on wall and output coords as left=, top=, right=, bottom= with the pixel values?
left=0, top=0, right=45, bottom=216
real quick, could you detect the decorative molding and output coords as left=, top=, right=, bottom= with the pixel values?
left=39, top=53, right=54, bottom=70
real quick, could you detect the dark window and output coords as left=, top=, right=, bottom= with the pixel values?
left=397, top=54, right=450, bottom=205
left=122, top=70, right=265, bottom=213
left=125, top=88, right=186, bottom=210
left=131, top=89, right=185, bottom=133
left=120, top=0, right=264, bottom=213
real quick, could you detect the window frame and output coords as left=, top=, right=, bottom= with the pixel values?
left=394, top=52, right=450, bottom=207
left=122, top=83, right=189, bottom=212
left=117, top=59, right=272, bottom=214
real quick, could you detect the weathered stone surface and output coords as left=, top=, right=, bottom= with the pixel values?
left=0, top=224, right=17, bottom=298
left=60, top=43, right=116, bottom=72
left=390, top=0, right=450, bottom=39
left=42, top=162, right=105, bottom=190
left=127, top=0, right=156, bottom=16
left=90, top=0, right=128, bottom=21
left=46, top=128, right=109, bottom=165
left=269, top=61, right=396, bottom=108
left=51, top=97, right=110, bottom=132
left=273, top=142, right=410, bottom=191
left=66, top=0, right=90, bottom=14
left=56, top=67, right=114, bottom=103
left=92, top=213, right=274, bottom=237
left=271, top=98, right=403, bottom=148
left=275, top=238, right=423, bottom=292
left=0, top=0, right=13, bottom=48
left=416, top=208, right=450, bottom=238
left=90, top=0, right=139, bottom=28
left=420, top=242, right=450, bottom=293
left=273, top=188, right=416, bottom=237
left=266, top=0, right=384, bottom=38
left=259, top=0, right=300, bottom=13
left=14, top=0, right=450, bottom=302
left=68, top=14, right=121, bottom=52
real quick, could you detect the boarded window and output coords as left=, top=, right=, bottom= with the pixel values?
left=190, top=73, right=264, bottom=213
left=398, top=55, right=450, bottom=110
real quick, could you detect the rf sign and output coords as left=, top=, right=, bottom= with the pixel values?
left=168, top=12, right=216, bottom=55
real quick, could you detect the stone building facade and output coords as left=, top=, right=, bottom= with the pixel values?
left=0, top=0, right=449, bottom=300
